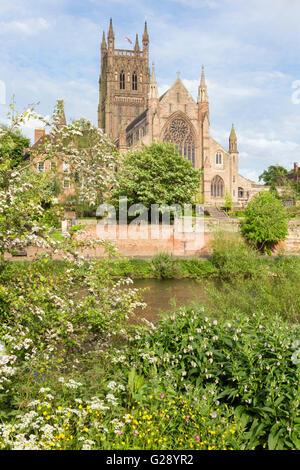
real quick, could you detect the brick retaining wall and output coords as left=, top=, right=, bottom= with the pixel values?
left=6, top=218, right=300, bottom=260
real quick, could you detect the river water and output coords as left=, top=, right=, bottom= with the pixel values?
left=130, top=278, right=208, bottom=323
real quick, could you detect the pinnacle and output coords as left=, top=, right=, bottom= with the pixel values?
left=230, top=123, right=237, bottom=139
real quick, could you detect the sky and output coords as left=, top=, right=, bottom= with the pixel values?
left=0, top=0, right=300, bottom=182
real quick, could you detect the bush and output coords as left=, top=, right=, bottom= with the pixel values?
left=108, top=259, right=153, bottom=278
left=241, top=191, right=288, bottom=253
left=181, top=259, right=217, bottom=278
left=210, top=233, right=262, bottom=281
left=151, top=252, right=182, bottom=279
left=126, top=308, right=300, bottom=450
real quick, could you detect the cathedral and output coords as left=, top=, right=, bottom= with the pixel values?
left=98, top=19, right=264, bottom=206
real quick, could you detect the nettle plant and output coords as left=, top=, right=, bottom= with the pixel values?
left=0, top=106, right=143, bottom=420
left=121, top=308, right=300, bottom=450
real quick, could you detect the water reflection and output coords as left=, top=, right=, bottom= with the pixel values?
left=131, top=278, right=208, bottom=323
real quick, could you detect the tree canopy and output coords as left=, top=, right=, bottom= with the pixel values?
left=0, top=126, right=30, bottom=169
left=259, top=165, right=288, bottom=187
left=111, top=142, right=202, bottom=210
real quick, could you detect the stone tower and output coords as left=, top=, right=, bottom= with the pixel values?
left=98, top=19, right=150, bottom=142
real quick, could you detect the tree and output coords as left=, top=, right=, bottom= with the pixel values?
left=259, top=165, right=288, bottom=187
left=0, top=126, right=30, bottom=169
left=241, top=191, right=288, bottom=253
left=224, top=189, right=233, bottom=212
left=35, top=104, right=119, bottom=211
left=0, top=106, right=141, bottom=424
left=111, top=142, right=202, bottom=211
left=0, top=109, right=60, bottom=266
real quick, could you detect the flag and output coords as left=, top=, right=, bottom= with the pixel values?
left=124, top=36, right=132, bottom=44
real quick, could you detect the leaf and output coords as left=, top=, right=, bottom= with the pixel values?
left=268, top=431, right=279, bottom=450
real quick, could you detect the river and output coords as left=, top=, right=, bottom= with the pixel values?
left=130, top=278, right=209, bottom=323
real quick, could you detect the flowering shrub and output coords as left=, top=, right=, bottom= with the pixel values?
left=2, top=303, right=298, bottom=450
left=121, top=309, right=300, bottom=450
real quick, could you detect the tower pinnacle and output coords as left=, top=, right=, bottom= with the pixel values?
left=229, top=124, right=238, bottom=153
left=108, top=18, right=114, bottom=39
left=101, top=31, right=107, bottom=51
left=148, top=62, right=158, bottom=100
left=198, top=65, right=208, bottom=103
left=135, top=34, right=140, bottom=52
left=143, top=21, right=149, bottom=44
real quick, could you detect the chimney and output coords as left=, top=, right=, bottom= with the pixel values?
left=34, top=128, right=45, bottom=144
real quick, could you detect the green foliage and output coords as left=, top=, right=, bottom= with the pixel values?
left=0, top=127, right=30, bottom=170
left=126, top=308, right=300, bottom=450
left=286, top=205, right=300, bottom=219
left=180, top=258, right=218, bottom=278
left=151, top=252, right=182, bottom=279
left=224, top=189, right=233, bottom=212
left=1, top=252, right=300, bottom=449
left=0, top=379, right=244, bottom=450
left=259, top=165, right=288, bottom=187
left=108, top=259, right=153, bottom=278
left=241, top=191, right=288, bottom=253
left=111, top=142, right=202, bottom=210
left=204, top=258, right=300, bottom=324
left=211, top=232, right=262, bottom=280
left=231, top=210, right=245, bottom=218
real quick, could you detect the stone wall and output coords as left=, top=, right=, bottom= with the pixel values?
left=75, top=219, right=207, bottom=257
left=6, top=218, right=300, bottom=260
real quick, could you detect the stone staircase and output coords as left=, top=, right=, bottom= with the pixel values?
left=205, top=205, right=229, bottom=219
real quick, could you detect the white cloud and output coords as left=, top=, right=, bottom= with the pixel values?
left=0, top=17, right=49, bottom=36
left=242, top=169, right=260, bottom=183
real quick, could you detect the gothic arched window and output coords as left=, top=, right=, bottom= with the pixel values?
left=163, top=117, right=196, bottom=167
left=120, top=71, right=125, bottom=90
left=132, top=71, right=138, bottom=90
left=211, top=176, right=224, bottom=198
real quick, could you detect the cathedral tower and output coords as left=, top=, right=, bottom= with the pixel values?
left=98, top=19, right=150, bottom=142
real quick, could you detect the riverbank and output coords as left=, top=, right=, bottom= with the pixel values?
left=4, top=252, right=298, bottom=280
left=1, top=236, right=299, bottom=450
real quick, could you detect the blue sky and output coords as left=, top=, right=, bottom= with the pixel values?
left=0, top=0, right=300, bottom=181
